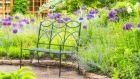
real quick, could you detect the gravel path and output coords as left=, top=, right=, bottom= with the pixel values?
left=0, top=65, right=85, bottom=79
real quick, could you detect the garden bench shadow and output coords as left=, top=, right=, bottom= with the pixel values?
left=20, top=20, right=82, bottom=77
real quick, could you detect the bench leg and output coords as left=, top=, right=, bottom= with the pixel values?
left=37, top=52, right=40, bottom=63
left=59, top=53, right=62, bottom=77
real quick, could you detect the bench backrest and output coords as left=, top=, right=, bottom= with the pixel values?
left=37, top=20, right=81, bottom=52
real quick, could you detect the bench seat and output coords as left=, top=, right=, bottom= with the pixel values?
left=23, top=48, right=75, bottom=54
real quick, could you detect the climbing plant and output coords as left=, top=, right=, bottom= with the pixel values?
left=11, top=0, right=28, bottom=14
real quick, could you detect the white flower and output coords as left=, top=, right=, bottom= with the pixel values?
left=134, top=2, right=140, bottom=10
left=127, top=6, right=132, bottom=13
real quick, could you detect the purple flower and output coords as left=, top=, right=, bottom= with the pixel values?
left=114, top=16, right=118, bottom=20
left=63, top=17, right=71, bottom=21
left=25, top=20, right=30, bottom=24
left=121, top=8, right=126, bottom=12
left=95, top=9, right=99, bottom=13
left=122, top=22, right=133, bottom=30
left=137, top=22, right=140, bottom=28
left=55, top=13, right=62, bottom=18
left=114, top=8, right=120, bottom=12
left=90, top=59, right=94, bottom=65
left=73, top=10, right=81, bottom=15
left=48, top=13, right=55, bottom=19
left=30, top=18, right=35, bottom=22
left=19, top=22, right=24, bottom=27
left=7, top=16, right=12, bottom=20
left=89, top=10, right=95, bottom=14
left=108, top=10, right=116, bottom=19
left=2, top=21, right=7, bottom=26
left=109, top=18, right=114, bottom=22
left=83, top=24, right=87, bottom=29
left=7, top=21, right=11, bottom=26
left=79, top=17, right=84, bottom=21
left=86, top=14, right=94, bottom=20
left=12, top=29, right=18, bottom=34
left=81, top=6, right=87, bottom=10
left=15, top=15, right=19, bottom=19
left=56, top=20, right=64, bottom=23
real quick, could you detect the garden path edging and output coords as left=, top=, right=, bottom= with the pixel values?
left=0, top=60, right=110, bottom=79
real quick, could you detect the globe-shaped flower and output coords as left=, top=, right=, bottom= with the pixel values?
left=12, top=29, right=18, bottom=34
left=55, top=13, right=62, bottom=18
left=2, top=21, right=7, bottom=26
left=114, top=8, right=120, bottom=12
left=83, top=24, right=87, bottom=29
left=121, top=8, right=126, bottom=12
left=122, top=22, right=133, bottom=30
left=81, top=6, right=87, bottom=10
left=79, top=17, right=84, bottom=21
left=12, top=22, right=17, bottom=27
left=15, top=15, right=19, bottom=19
left=114, top=16, right=118, bottom=21
left=48, top=13, right=55, bottom=19
left=19, top=22, right=24, bottom=27
left=25, top=20, right=30, bottom=24
left=63, top=17, right=71, bottom=21
left=73, top=10, right=81, bottom=15
left=89, top=10, right=95, bottom=14
left=30, top=18, right=35, bottom=22
left=7, top=21, right=11, bottom=26
left=86, top=14, right=94, bottom=20
left=137, top=22, right=140, bottom=28
left=108, top=10, right=116, bottom=19
left=56, top=20, right=64, bottom=23
left=7, top=16, right=12, bottom=21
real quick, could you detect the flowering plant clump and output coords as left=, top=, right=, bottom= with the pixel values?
left=1, top=15, right=35, bottom=34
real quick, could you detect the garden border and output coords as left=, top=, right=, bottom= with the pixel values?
left=0, top=60, right=110, bottom=79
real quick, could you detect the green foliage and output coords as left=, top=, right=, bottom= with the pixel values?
left=0, top=67, right=36, bottom=79
left=11, top=0, right=28, bottom=14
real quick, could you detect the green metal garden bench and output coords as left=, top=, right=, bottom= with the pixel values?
left=20, top=20, right=82, bottom=77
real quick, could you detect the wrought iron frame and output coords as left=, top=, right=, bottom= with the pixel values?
left=20, top=20, right=81, bottom=77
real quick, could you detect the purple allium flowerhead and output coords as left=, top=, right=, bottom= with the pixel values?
left=7, top=21, right=11, bottom=26
left=73, top=10, right=81, bottom=15
left=25, top=20, right=30, bottom=24
left=12, top=29, right=18, bottom=34
left=114, top=8, right=120, bottom=12
left=114, top=16, right=118, bottom=20
left=2, top=21, right=7, bottom=26
left=83, top=24, right=87, bottom=29
left=108, top=10, right=116, bottom=19
left=122, top=22, right=133, bottom=30
left=48, top=13, right=55, bottom=19
left=95, top=9, right=99, bottom=13
left=121, top=8, right=126, bottom=12
left=56, top=20, right=64, bottom=23
left=19, top=22, right=24, bottom=27
left=89, top=10, right=96, bottom=14
left=81, top=6, right=87, bottom=10
left=55, top=13, right=62, bottom=18
left=63, top=17, right=71, bottom=21
left=7, top=16, right=12, bottom=20
left=30, top=18, right=35, bottom=22
left=109, top=18, right=114, bottom=22
left=137, top=22, right=140, bottom=28
left=79, top=17, right=84, bottom=21
left=86, top=14, right=94, bottom=20
left=15, top=15, right=19, bottom=19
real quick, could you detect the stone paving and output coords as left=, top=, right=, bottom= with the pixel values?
left=0, top=65, right=85, bottom=79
